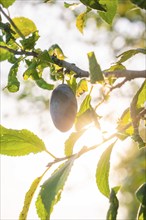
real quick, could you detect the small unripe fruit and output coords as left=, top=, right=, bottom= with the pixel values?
left=50, top=84, right=77, bottom=132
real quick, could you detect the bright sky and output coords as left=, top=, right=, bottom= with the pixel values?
left=1, top=1, right=145, bottom=219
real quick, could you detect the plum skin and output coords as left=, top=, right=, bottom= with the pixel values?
left=50, top=84, right=77, bottom=132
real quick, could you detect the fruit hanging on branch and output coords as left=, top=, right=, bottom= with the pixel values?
left=50, top=84, right=77, bottom=132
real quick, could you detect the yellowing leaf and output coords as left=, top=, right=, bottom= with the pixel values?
left=12, top=17, right=37, bottom=38
left=0, top=125, right=46, bottom=156
left=19, top=176, right=43, bottom=220
left=76, top=12, right=87, bottom=33
left=76, top=79, right=88, bottom=97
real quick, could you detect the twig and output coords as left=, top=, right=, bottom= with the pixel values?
left=46, top=108, right=146, bottom=167
left=0, top=45, right=38, bottom=57
left=110, top=78, right=128, bottom=91
left=0, top=6, right=25, bottom=39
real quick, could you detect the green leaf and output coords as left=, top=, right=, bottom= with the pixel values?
left=137, top=204, right=146, bottom=220
left=64, top=129, right=86, bottom=156
left=96, top=141, right=116, bottom=198
left=88, top=51, right=104, bottom=83
left=38, top=50, right=54, bottom=64
left=134, top=80, right=146, bottom=110
left=32, top=70, right=54, bottom=90
left=136, top=183, right=146, bottom=206
left=7, top=62, right=20, bottom=92
left=19, top=176, right=43, bottom=220
left=11, top=17, right=37, bottom=38
left=66, top=76, right=77, bottom=94
left=117, top=48, right=146, bottom=63
left=0, top=125, right=46, bottom=156
left=136, top=183, right=146, bottom=220
left=0, top=42, right=12, bottom=61
left=117, top=108, right=134, bottom=139
left=0, top=0, right=16, bottom=8
left=77, top=94, right=91, bottom=116
left=99, top=0, right=118, bottom=24
left=80, top=0, right=106, bottom=11
left=131, top=0, right=146, bottom=10
left=130, top=80, right=146, bottom=148
left=106, top=187, right=119, bottom=220
left=76, top=11, right=88, bottom=33
left=36, top=157, right=76, bottom=220
left=76, top=79, right=88, bottom=97
left=20, top=31, right=39, bottom=50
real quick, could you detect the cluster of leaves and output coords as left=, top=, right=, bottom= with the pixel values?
left=0, top=0, right=146, bottom=220
left=64, top=0, right=146, bottom=33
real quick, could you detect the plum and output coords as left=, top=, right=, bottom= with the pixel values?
left=50, top=84, right=77, bottom=132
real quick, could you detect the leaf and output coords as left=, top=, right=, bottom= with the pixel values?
left=106, top=187, right=119, bottom=220
left=76, top=11, right=87, bottom=33
left=137, top=204, right=146, bottom=220
left=80, top=0, right=106, bottom=11
left=117, top=108, right=134, bottom=139
left=77, top=94, right=91, bottom=116
left=64, top=2, right=79, bottom=8
left=76, top=79, right=88, bottom=96
left=19, top=176, right=43, bottom=220
left=131, top=0, right=146, bottom=10
left=48, top=44, right=66, bottom=60
left=117, top=48, right=146, bottom=63
left=134, top=80, right=146, bottom=110
left=136, top=183, right=146, bottom=206
left=7, top=62, right=20, bottom=92
left=20, top=31, right=39, bottom=50
left=36, top=157, right=76, bottom=220
left=130, top=80, right=146, bottom=148
left=136, top=183, right=146, bottom=220
left=64, top=129, right=86, bottom=156
left=35, top=195, right=49, bottom=220
left=11, top=17, right=37, bottom=38
left=99, top=0, right=118, bottom=24
left=32, top=70, right=54, bottom=90
left=38, top=50, right=54, bottom=64
left=96, top=141, right=116, bottom=198
left=66, top=76, right=77, bottom=94
left=0, top=42, right=12, bottom=61
left=0, top=125, right=46, bottom=156
left=88, top=51, right=104, bottom=83
left=0, top=0, right=16, bottom=8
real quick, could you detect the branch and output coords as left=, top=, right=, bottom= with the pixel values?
left=104, top=69, right=146, bottom=79
left=1, top=45, right=146, bottom=79
left=51, top=56, right=89, bottom=78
